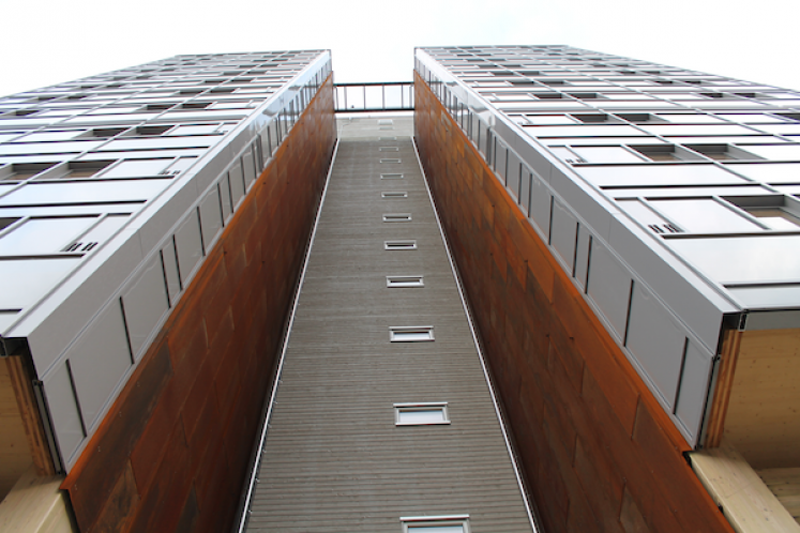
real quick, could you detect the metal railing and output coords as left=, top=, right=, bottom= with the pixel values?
left=334, top=82, right=414, bottom=112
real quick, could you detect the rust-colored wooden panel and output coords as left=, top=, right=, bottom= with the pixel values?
left=414, top=73, right=734, bottom=533
left=62, top=74, right=336, bottom=533
left=64, top=341, right=172, bottom=531
left=89, top=461, right=139, bottom=533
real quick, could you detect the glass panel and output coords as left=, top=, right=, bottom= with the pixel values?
left=748, top=208, right=800, bottom=230
left=571, top=146, right=646, bottom=163
left=0, top=217, right=98, bottom=255
left=649, top=198, right=760, bottom=233
left=579, top=164, right=746, bottom=188
left=670, top=235, right=800, bottom=284
left=0, top=179, right=171, bottom=206
left=408, top=526, right=463, bottom=533
left=0, top=258, right=80, bottom=310
left=397, top=408, right=447, bottom=425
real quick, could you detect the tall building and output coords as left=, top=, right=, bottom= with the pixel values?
left=0, top=45, right=798, bottom=533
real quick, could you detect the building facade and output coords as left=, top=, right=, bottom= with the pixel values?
left=414, top=45, right=800, bottom=532
left=0, top=46, right=798, bottom=533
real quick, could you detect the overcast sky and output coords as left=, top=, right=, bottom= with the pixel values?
left=1, top=0, right=797, bottom=97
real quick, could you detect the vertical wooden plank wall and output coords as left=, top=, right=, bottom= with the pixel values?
left=414, top=74, right=734, bottom=533
left=61, top=76, right=336, bottom=533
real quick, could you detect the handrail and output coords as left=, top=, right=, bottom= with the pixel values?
left=334, top=82, right=414, bottom=112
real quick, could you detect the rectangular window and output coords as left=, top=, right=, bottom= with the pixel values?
left=383, top=213, right=412, bottom=223
left=379, top=146, right=399, bottom=152
left=394, top=403, right=450, bottom=425
left=382, top=191, right=408, bottom=199
left=386, top=275, right=424, bottom=288
left=380, top=158, right=401, bottom=164
left=401, top=516, right=470, bottom=533
left=384, top=240, right=417, bottom=250
left=381, top=173, right=404, bottom=180
left=389, top=326, right=434, bottom=342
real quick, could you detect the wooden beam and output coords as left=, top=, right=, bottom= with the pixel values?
left=0, top=465, right=74, bottom=532
left=690, top=441, right=800, bottom=533
left=705, top=329, right=743, bottom=448
left=5, top=357, right=55, bottom=476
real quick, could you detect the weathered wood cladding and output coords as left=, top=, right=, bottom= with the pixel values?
left=60, top=75, right=336, bottom=533
left=414, top=73, right=734, bottom=533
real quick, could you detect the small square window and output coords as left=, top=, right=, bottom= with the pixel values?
left=383, top=213, right=412, bottom=222
left=385, top=240, right=417, bottom=250
left=401, top=516, right=470, bottom=533
left=382, top=191, right=408, bottom=199
left=390, top=326, right=434, bottom=342
left=381, top=173, right=404, bottom=180
left=386, top=275, right=424, bottom=287
left=394, top=403, right=449, bottom=425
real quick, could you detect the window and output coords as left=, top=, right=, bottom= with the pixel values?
left=3, top=162, right=57, bottom=181
left=685, top=144, right=761, bottom=161
left=382, top=191, right=408, bottom=199
left=380, top=146, right=399, bottom=152
left=386, top=275, right=424, bottom=287
left=394, top=403, right=449, bottom=425
left=384, top=240, right=417, bottom=250
left=747, top=208, right=800, bottom=230
left=629, top=144, right=695, bottom=162
left=380, top=158, right=402, bottom=164
left=381, top=173, right=404, bottom=180
left=383, top=213, right=412, bottom=223
left=401, top=516, right=470, bottom=533
left=390, top=326, right=434, bottom=342
left=58, top=161, right=115, bottom=179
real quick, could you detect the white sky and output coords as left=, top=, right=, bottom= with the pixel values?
left=1, top=0, right=797, bottom=97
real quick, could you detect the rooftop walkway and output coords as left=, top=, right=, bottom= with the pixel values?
left=240, top=116, right=537, bottom=533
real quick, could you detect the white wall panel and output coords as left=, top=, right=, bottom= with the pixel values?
left=67, top=302, right=132, bottom=431
left=174, top=211, right=204, bottom=285
left=626, top=283, right=687, bottom=409
left=587, top=241, right=631, bottom=340
left=42, top=363, right=84, bottom=466
left=121, top=256, right=169, bottom=360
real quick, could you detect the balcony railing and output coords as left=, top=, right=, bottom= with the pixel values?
left=334, top=82, right=414, bottom=112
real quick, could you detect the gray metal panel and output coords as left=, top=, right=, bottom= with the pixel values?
left=507, top=150, right=521, bottom=201
left=675, top=340, right=714, bottom=441
left=174, top=209, right=204, bottom=285
left=626, top=283, right=687, bottom=410
left=121, top=256, right=169, bottom=361
left=42, top=362, right=84, bottom=465
left=245, top=125, right=533, bottom=533
left=550, top=198, right=577, bottom=272
left=574, top=224, right=591, bottom=291
left=67, top=301, right=132, bottom=432
left=519, top=165, right=532, bottom=216
left=242, top=149, right=256, bottom=189
left=529, top=173, right=551, bottom=240
left=162, top=239, right=181, bottom=304
left=229, top=163, right=245, bottom=208
left=586, top=240, right=631, bottom=341
left=219, top=177, right=233, bottom=223
left=199, top=187, right=223, bottom=251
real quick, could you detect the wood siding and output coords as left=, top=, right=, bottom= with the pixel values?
left=246, top=129, right=533, bottom=532
left=414, top=73, right=735, bottom=533
left=60, top=75, right=336, bottom=533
